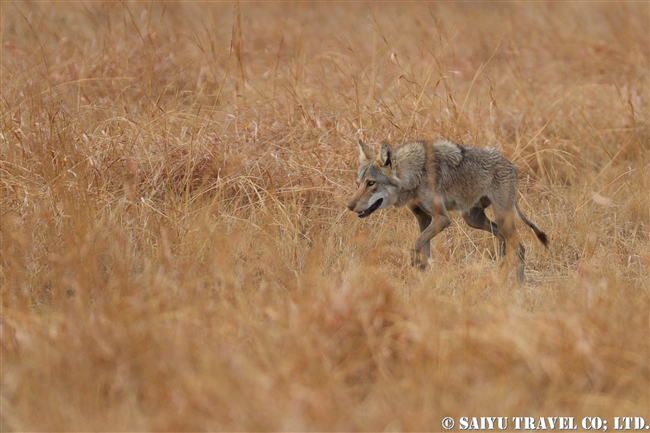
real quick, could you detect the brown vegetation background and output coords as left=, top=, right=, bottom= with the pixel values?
left=1, top=1, right=648, bottom=430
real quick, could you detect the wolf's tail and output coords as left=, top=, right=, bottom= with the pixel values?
left=516, top=203, right=549, bottom=247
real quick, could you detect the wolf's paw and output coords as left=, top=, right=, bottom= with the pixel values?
left=411, top=253, right=428, bottom=270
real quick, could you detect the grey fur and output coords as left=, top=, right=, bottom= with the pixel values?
left=347, top=139, right=549, bottom=282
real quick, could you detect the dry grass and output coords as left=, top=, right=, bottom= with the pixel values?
left=1, top=1, right=648, bottom=430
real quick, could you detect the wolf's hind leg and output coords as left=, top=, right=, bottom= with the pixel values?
left=494, top=208, right=526, bottom=282
left=462, top=207, right=507, bottom=257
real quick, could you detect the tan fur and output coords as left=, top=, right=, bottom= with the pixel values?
left=347, top=139, right=549, bottom=282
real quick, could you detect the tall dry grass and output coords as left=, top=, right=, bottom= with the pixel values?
left=1, top=1, right=648, bottom=430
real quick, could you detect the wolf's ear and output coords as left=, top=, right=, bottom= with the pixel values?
left=379, top=141, right=394, bottom=167
left=358, top=140, right=374, bottom=163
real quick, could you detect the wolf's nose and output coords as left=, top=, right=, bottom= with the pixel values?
left=347, top=201, right=356, bottom=211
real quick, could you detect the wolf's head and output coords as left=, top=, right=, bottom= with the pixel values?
left=347, top=140, right=400, bottom=218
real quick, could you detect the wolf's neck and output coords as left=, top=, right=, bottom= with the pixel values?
left=395, top=144, right=427, bottom=191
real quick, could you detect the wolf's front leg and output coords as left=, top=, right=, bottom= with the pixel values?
left=412, top=214, right=451, bottom=269
left=408, top=204, right=432, bottom=264
left=411, top=247, right=428, bottom=269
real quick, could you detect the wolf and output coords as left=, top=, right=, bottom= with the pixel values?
left=346, top=139, right=548, bottom=282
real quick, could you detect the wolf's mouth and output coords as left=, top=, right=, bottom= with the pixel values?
left=357, top=198, right=383, bottom=218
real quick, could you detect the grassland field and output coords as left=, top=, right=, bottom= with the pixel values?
left=1, top=1, right=649, bottom=430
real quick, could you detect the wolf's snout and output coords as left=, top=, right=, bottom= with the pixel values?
left=346, top=201, right=357, bottom=211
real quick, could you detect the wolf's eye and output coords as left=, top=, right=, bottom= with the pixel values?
left=366, top=180, right=375, bottom=187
